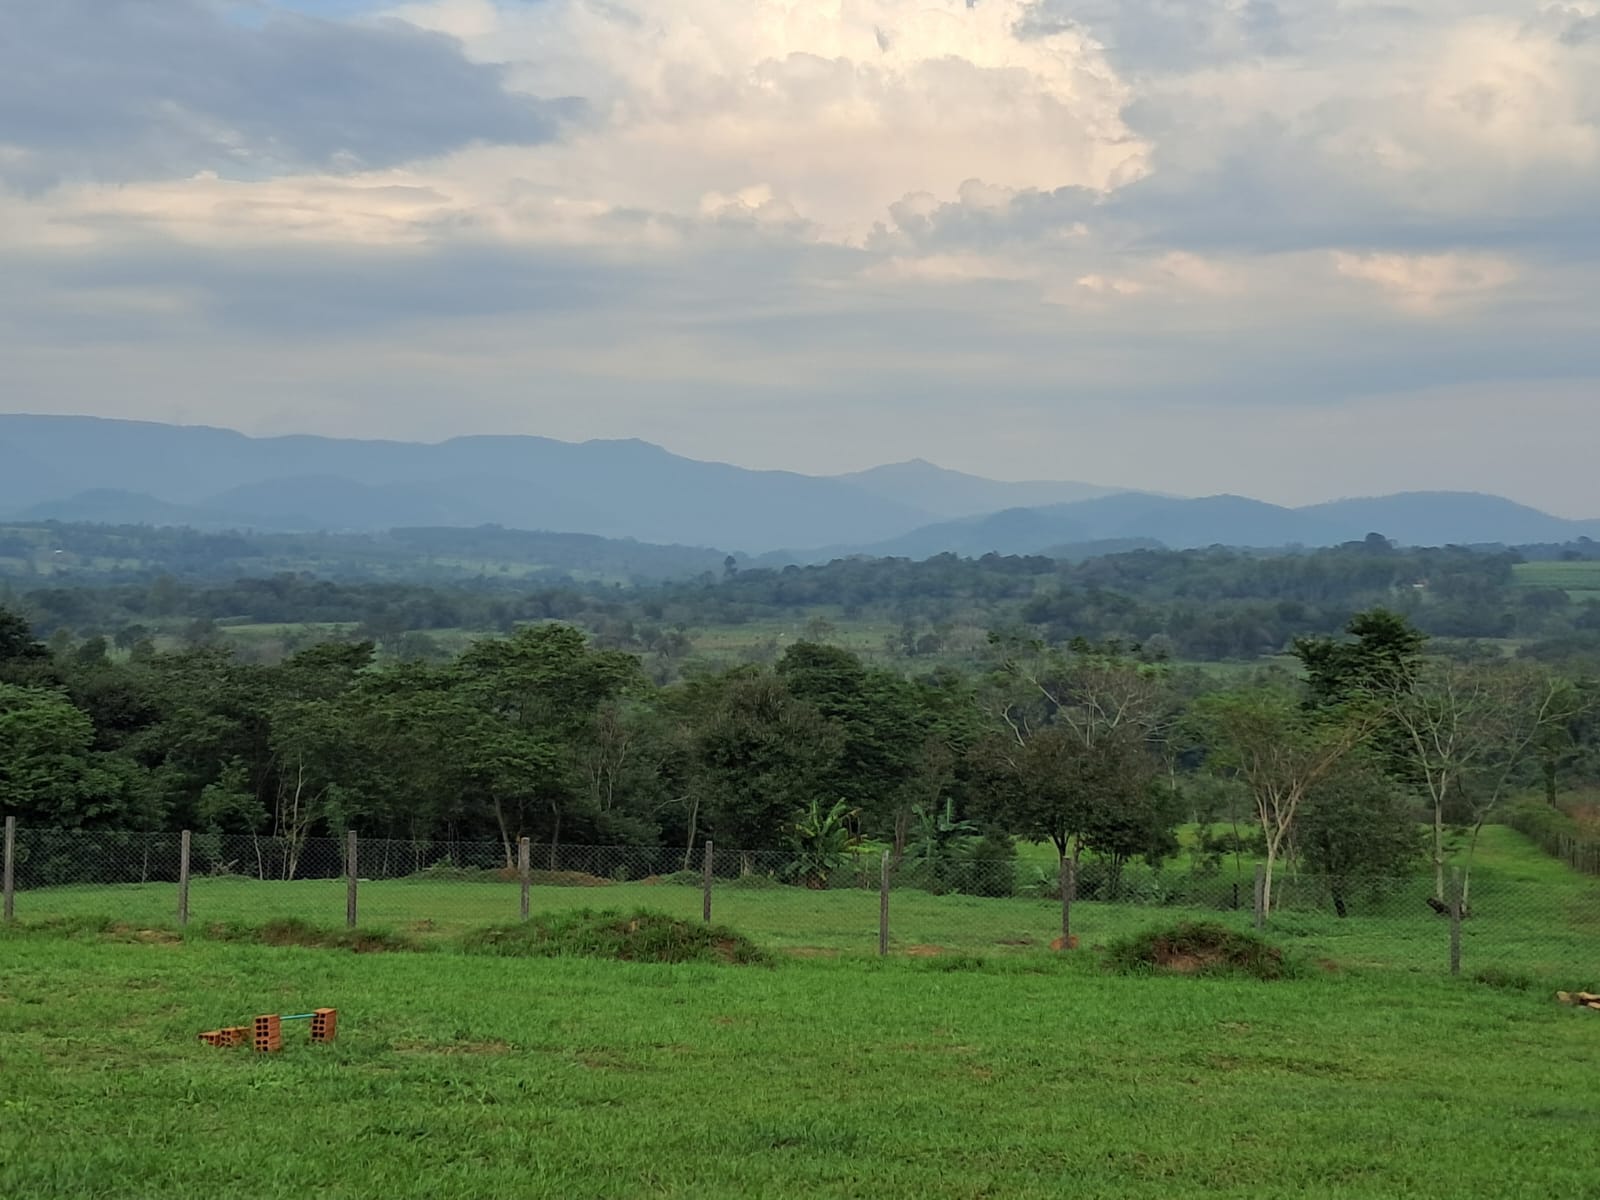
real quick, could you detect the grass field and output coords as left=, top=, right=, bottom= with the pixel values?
left=3, top=920, right=1600, bottom=1198
left=1513, top=560, right=1600, bottom=602
left=10, top=828, right=1599, bottom=978
left=5, top=828, right=1598, bottom=1198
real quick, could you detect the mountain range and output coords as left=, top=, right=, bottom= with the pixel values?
left=3, top=414, right=1597, bottom=560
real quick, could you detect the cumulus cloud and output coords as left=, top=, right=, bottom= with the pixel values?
left=1, top=0, right=1598, bottom=515
left=390, top=0, right=1149, bottom=238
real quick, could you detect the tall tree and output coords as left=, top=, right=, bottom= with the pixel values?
left=1387, top=660, right=1591, bottom=905
left=690, top=669, right=840, bottom=865
left=1192, top=686, right=1372, bottom=915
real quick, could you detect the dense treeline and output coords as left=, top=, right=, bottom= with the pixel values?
left=0, top=520, right=730, bottom=584
left=4, top=601, right=1596, bottom=909
left=6, top=536, right=1600, bottom=669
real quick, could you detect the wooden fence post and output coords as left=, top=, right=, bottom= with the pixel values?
left=1449, top=867, right=1463, bottom=977
left=879, top=852, right=890, bottom=956
left=178, top=830, right=191, bottom=927
left=519, top=837, right=531, bottom=921
left=2, top=816, right=14, bottom=924
left=1060, top=857, right=1076, bottom=943
left=1253, top=864, right=1266, bottom=931
left=346, top=830, right=358, bottom=929
left=702, top=840, right=713, bottom=924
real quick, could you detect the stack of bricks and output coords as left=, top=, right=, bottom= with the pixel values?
left=252, top=1014, right=283, bottom=1054
left=310, top=1008, right=338, bottom=1043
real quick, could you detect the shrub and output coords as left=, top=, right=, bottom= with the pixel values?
left=458, top=908, right=768, bottom=965
left=950, top=832, right=1017, bottom=898
left=1105, top=920, right=1295, bottom=980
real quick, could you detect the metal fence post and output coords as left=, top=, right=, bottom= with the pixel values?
left=702, top=840, right=713, bottom=923
left=346, top=830, right=358, bottom=928
left=1449, top=867, right=1463, bottom=977
left=2, top=816, right=14, bottom=923
left=178, top=830, right=191, bottom=927
left=518, top=836, right=531, bottom=921
left=879, top=852, right=890, bottom=956
left=1253, top=864, right=1266, bottom=931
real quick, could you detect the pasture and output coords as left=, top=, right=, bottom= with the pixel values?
left=3, top=926, right=1599, bottom=1198
left=1513, top=560, right=1600, bottom=602
left=4, top=827, right=1598, bottom=1198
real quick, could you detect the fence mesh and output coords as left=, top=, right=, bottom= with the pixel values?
left=4, top=828, right=1597, bottom=980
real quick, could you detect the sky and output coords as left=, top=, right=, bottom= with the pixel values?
left=2, top=0, right=1598, bottom=515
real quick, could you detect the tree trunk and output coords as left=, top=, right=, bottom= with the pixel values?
left=681, top=795, right=699, bottom=871
left=1262, top=839, right=1278, bottom=918
left=492, top=796, right=512, bottom=870
left=548, top=803, right=561, bottom=872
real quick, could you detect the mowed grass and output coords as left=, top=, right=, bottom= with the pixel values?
left=13, top=827, right=1598, bottom=978
left=3, top=927, right=1600, bottom=1199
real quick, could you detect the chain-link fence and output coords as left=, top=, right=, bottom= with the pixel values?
left=4, top=822, right=1597, bottom=980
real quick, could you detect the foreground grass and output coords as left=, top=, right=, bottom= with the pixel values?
left=2, top=932, right=1598, bottom=1199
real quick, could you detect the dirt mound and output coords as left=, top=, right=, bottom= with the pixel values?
left=1106, top=921, right=1293, bottom=980
left=458, top=908, right=768, bottom=965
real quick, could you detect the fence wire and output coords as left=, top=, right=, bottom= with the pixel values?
left=4, top=827, right=1597, bottom=980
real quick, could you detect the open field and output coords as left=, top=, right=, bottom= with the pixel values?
left=9, top=829, right=1599, bottom=978
left=1513, top=560, right=1600, bottom=601
left=3, top=920, right=1600, bottom=1199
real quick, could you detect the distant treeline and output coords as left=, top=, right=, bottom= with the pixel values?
left=4, top=535, right=1600, bottom=667
left=3, top=603, right=1596, bottom=912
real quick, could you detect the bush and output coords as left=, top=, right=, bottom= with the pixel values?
left=949, top=833, right=1017, bottom=898
left=1106, top=920, right=1295, bottom=980
left=458, top=908, right=769, bottom=965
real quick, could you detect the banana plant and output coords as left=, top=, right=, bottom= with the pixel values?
left=783, top=799, right=862, bottom=890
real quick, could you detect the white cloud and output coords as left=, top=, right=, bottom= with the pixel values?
left=388, top=0, right=1149, bottom=239
left=1332, top=251, right=1518, bottom=312
left=1, top=0, right=1598, bottom=515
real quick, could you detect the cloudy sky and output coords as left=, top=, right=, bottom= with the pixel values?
left=3, top=1, right=1598, bottom=514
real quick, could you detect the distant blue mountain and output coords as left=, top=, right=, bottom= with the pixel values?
left=0, top=415, right=933, bottom=550
left=3, top=415, right=1595, bottom=556
left=831, top=458, right=1134, bottom=518
left=786, top=491, right=1600, bottom=560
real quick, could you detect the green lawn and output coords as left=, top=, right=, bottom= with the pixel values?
left=2, top=928, right=1599, bottom=1198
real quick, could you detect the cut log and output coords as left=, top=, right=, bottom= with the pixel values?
left=1426, top=896, right=1451, bottom=917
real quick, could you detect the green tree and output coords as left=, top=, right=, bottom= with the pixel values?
left=1297, top=757, right=1422, bottom=917
left=1191, top=686, right=1372, bottom=916
left=0, top=684, right=96, bottom=825
left=690, top=669, right=840, bottom=865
